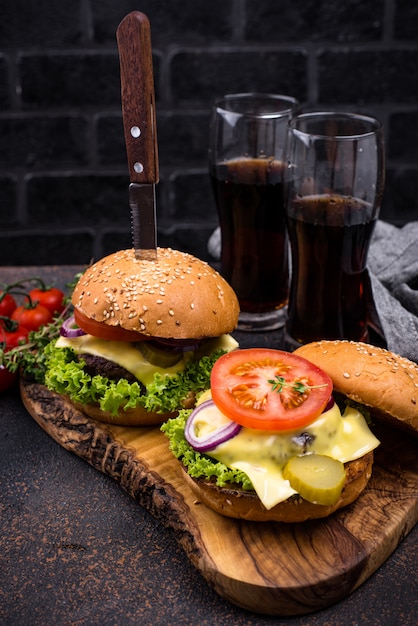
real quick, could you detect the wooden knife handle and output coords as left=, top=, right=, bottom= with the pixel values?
left=117, top=12, right=159, bottom=184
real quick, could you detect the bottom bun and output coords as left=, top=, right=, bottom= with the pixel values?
left=182, top=452, right=374, bottom=523
left=70, top=399, right=176, bottom=427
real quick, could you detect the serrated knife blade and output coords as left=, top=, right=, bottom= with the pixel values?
left=117, top=11, right=158, bottom=261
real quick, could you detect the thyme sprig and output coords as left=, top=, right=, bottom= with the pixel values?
left=268, top=375, right=328, bottom=395
left=1, top=273, right=81, bottom=383
left=2, top=305, right=71, bottom=382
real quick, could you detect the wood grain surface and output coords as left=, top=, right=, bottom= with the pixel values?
left=20, top=379, right=418, bottom=616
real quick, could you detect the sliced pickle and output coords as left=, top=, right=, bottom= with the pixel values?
left=282, top=454, right=346, bottom=506
left=139, top=342, right=183, bottom=368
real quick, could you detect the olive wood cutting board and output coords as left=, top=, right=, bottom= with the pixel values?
left=20, top=379, right=418, bottom=617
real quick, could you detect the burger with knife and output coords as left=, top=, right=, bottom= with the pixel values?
left=43, top=247, right=240, bottom=426
left=41, top=13, right=241, bottom=426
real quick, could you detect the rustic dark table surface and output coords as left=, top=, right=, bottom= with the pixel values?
left=1, top=266, right=417, bottom=626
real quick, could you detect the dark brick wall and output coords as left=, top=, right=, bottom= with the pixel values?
left=0, top=0, right=417, bottom=266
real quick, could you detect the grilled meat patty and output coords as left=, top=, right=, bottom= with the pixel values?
left=80, top=353, right=141, bottom=385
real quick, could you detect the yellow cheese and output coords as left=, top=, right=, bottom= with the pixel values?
left=193, top=402, right=379, bottom=510
left=329, top=407, right=381, bottom=463
left=55, top=333, right=238, bottom=387
left=230, top=461, right=297, bottom=507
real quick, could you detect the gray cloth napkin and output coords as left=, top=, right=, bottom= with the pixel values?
left=368, top=220, right=418, bottom=363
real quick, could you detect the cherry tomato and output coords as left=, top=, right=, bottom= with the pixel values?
left=210, top=348, right=333, bottom=432
left=0, top=322, right=30, bottom=349
left=0, top=291, right=17, bottom=317
left=11, top=303, right=53, bottom=331
left=0, top=364, right=16, bottom=392
left=74, top=308, right=150, bottom=342
left=26, top=286, right=65, bottom=315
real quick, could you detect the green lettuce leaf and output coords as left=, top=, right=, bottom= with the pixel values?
left=43, top=341, right=227, bottom=416
left=161, top=410, right=254, bottom=490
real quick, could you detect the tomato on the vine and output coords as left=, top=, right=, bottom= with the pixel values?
left=11, top=302, right=53, bottom=331
left=26, top=286, right=65, bottom=316
left=0, top=321, right=30, bottom=349
left=210, top=348, right=333, bottom=431
left=0, top=291, right=17, bottom=317
left=0, top=319, right=29, bottom=393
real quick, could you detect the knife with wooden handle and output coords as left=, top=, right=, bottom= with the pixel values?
left=117, top=11, right=158, bottom=261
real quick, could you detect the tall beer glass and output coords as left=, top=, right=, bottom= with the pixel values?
left=285, top=112, right=385, bottom=346
left=209, top=93, right=298, bottom=331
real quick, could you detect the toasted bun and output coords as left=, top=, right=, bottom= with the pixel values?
left=72, top=248, right=240, bottom=339
left=294, top=341, right=418, bottom=439
left=183, top=452, right=374, bottom=522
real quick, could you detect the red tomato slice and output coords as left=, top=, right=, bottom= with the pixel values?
left=74, top=308, right=151, bottom=342
left=210, top=348, right=333, bottom=431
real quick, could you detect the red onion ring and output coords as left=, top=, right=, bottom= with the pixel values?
left=151, top=337, right=204, bottom=353
left=60, top=315, right=87, bottom=338
left=324, top=395, right=335, bottom=412
left=184, top=399, right=242, bottom=452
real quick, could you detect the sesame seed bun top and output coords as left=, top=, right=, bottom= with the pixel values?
left=294, top=340, right=418, bottom=439
left=72, top=248, right=240, bottom=339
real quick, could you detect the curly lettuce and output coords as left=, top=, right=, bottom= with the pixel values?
left=43, top=341, right=227, bottom=417
left=161, top=410, right=254, bottom=490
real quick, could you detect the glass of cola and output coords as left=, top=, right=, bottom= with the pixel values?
left=209, top=93, right=298, bottom=331
left=284, top=111, right=385, bottom=346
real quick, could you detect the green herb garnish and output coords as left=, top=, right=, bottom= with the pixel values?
left=268, top=375, right=327, bottom=395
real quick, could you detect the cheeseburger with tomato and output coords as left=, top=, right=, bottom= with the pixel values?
left=162, top=343, right=417, bottom=522
left=43, top=247, right=240, bottom=426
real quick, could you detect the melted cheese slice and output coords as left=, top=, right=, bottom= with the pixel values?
left=55, top=333, right=238, bottom=387
left=195, top=402, right=380, bottom=510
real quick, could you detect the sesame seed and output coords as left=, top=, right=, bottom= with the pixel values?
left=343, top=372, right=350, bottom=378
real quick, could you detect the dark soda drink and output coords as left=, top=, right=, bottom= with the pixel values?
left=286, top=193, right=376, bottom=344
left=210, top=157, right=288, bottom=314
